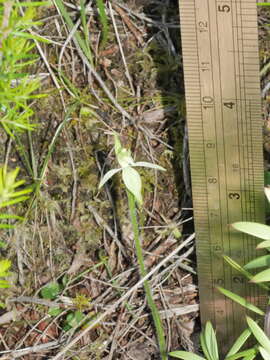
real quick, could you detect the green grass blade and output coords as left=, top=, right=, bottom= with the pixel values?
left=217, top=287, right=264, bottom=315
left=0, top=196, right=30, bottom=208
left=225, top=328, right=252, bottom=357
left=54, top=0, right=93, bottom=66
left=169, top=351, right=206, bottom=360
left=14, top=1, right=52, bottom=6
left=223, top=256, right=269, bottom=291
left=256, top=240, right=270, bottom=249
left=96, top=0, right=109, bottom=48
left=0, top=214, right=24, bottom=220
left=259, top=346, right=270, bottom=360
left=0, top=224, right=15, bottom=229
left=246, top=316, right=270, bottom=353
left=204, top=321, right=219, bottom=360
left=251, top=268, right=270, bottom=283
left=80, top=0, right=92, bottom=61
left=242, top=354, right=257, bottom=360
left=200, top=331, right=212, bottom=360
left=244, top=255, right=270, bottom=270
left=225, top=348, right=257, bottom=360
left=232, top=222, right=270, bottom=241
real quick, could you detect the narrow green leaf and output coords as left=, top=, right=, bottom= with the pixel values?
left=223, top=256, right=252, bottom=281
left=9, top=188, right=33, bottom=198
left=80, top=0, right=92, bottom=61
left=218, top=287, right=264, bottom=315
left=226, top=348, right=257, bottom=360
left=133, top=161, right=166, bottom=171
left=259, top=346, right=270, bottom=360
left=122, top=167, right=142, bottom=205
left=256, top=240, right=270, bottom=249
left=12, top=31, right=51, bottom=43
left=0, top=224, right=15, bottom=229
left=0, top=196, right=30, bottom=208
left=5, top=168, right=19, bottom=188
left=264, top=187, right=270, bottom=204
left=169, top=351, right=206, bottom=360
left=0, top=260, right=11, bottom=275
left=13, top=1, right=52, bottom=6
left=204, top=321, right=219, bottom=360
left=0, top=212, right=24, bottom=220
left=244, top=255, right=270, bottom=269
left=251, top=268, right=270, bottom=283
left=246, top=316, right=270, bottom=353
left=98, top=168, right=121, bottom=189
left=0, top=280, right=11, bottom=288
left=242, top=354, right=256, bottom=360
left=54, top=0, right=93, bottom=65
left=225, top=328, right=252, bottom=357
left=232, top=222, right=270, bottom=240
left=96, top=0, right=109, bottom=48
left=223, top=256, right=269, bottom=290
left=200, top=331, right=212, bottom=360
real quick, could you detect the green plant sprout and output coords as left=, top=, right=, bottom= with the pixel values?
left=0, top=259, right=11, bottom=289
left=99, top=133, right=168, bottom=359
left=0, top=166, right=32, bottom=229
left=0, top=166, right=32, bottom=293
left=0, top=1, right=49, bottom=136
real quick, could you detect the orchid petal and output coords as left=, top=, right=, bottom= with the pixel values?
left=133, top=162, right=166, bottom=171
left=98, top=168, right=121, bottom=189
left=122, top=167, right=142, bottom=205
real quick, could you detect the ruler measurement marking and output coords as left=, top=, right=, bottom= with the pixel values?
left=209, top=0, right=228, bottom=331
left=240, top=1, right=252, bottom=281
left=232, top=1, right=247, bottom=299
left=217, top=0, right=238, bottom=336
left=180, top=0, right=266, bottom=353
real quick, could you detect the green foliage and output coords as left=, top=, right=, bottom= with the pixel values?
left=230, top=191, right=270, bottom=285
left=200, top=321, right=219, bottom=360
left=217, top=287, right=264, bottom=316
left=40, top=281, right=62, bottom=300
left=232, top=221, right=270, bottom=241
left=0, top=166, right=32, bottom=229
left=48, top=307, right=63, bottom=317
left=0, top=1, right=48, bottom=136
left=0, top=259, right=11, bottom=288
left=169, top=322, right=253, bottom=360
left=246, top=317, right=270, bottom=355
left=63, top=310, right=84, bottom=331
left=169, top=351, right=205, bottom=360
left=96, top=0, right=108, bottom=48
left=244, top=254, right=270, bottom=270
left=54, top=0, right=93, bottom=66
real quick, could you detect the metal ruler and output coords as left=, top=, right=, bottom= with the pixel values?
left=179, top=0, right=266, bottom=353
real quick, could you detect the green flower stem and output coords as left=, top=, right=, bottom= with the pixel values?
left=127, top=190, right=167, bottom=360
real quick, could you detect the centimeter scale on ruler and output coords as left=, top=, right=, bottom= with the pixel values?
left=179, top=0, right=266, bottom=353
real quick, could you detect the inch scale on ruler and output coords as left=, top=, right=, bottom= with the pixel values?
left=179, top=0, right=266, bottom=353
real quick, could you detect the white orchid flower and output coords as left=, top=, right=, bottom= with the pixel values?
left=98, top=134, right=166, bottom=205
